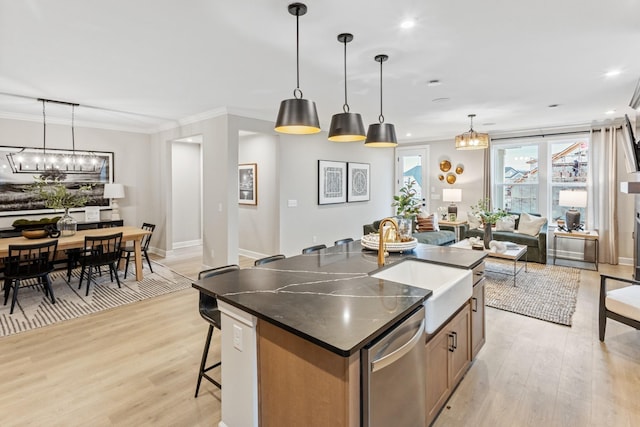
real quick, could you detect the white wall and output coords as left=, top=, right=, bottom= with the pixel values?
left=238, top=133, right=278, bottom=257
left=278, top=132, right=395, bottom=256
left=171, top=141, right=201, bottom=247
left=0, top=117, right=152, bottom=228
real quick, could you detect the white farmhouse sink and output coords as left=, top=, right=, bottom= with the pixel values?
left=372, top=260, right=472, bottom=334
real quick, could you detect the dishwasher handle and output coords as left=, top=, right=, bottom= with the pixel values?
left=371, top=319, right=424, bottom=374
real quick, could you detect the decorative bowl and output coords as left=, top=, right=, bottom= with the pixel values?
left=22, top=229, right=49, bottom=239
left=361, top=234, right=417, bottom=252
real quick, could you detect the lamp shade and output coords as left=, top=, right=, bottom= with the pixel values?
left=275, top=98, right=321, bottom=134
left=364, top=123, right=397, bottom=147
left=328, top=112, right=366, bottom=141
left=558, top=190, right=587, bottom=208
left=103, top=183, right=125, bottom=199
left=455, top=131, right=489, bottom=150
left=442, top=188, right=462, bottom=203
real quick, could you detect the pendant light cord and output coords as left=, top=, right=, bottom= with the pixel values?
left=343, top=38, right=349, bottom=112
left=293, top=9, right=302, bottom=99
left=378, top=58, right=384, bottom=124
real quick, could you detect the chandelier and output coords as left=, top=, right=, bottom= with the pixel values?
left=455, top=114, right=489, bottom=150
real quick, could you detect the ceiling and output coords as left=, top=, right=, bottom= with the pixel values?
left=1, top=0, right=639, bottom=142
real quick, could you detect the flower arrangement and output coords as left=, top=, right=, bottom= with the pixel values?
left=470, top=198, right=508, bottom=225
left=392, top=180, right=422, bottom=218
left=28, top=176, right=94, bottom=209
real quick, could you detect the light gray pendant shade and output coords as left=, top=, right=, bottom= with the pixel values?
left=364, top=123, right=397, bottom=147
left=274, top=3, right=320, bottom=135
left=365, top=54, right=397, bottom=147
left=328, top=33, right=366, bottom=142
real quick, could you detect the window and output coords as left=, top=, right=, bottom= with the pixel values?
left=491, top=135, right=590, bottom=224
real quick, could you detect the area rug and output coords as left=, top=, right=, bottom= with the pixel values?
left=484, top=260, right=581, bottom=326
left=0, top=261, right=193, bottom=337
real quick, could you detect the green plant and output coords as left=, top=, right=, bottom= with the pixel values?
left=392, top=180, right=422, bottom=218
left=470, top=198, right=508, bottom=224
left=28, top=176, right=94, bottom=210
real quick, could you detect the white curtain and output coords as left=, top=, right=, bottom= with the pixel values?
left=588, top=126, right=618, bottom=264
left=483, top=138, right=491, bottom=201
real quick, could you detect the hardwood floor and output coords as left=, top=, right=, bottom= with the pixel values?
left=0, top=247, right=638, bottom=426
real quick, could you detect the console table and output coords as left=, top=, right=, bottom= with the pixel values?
left=438, top=219, right=467, bottom=242
left=0, top=219, right=123, bottom=238
left=553, top=230, right=599, bottom=270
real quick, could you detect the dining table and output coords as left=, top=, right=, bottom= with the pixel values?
left=0, top=226, right=152, bottom=281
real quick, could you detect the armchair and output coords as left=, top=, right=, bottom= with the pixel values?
left=599, top=274, right=640, bottom=341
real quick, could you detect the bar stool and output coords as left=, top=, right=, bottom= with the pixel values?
left=195, top=264, right=240, bottom=398
left=334, top=238, right=354, bottom=246
left=254, top=254, right=286, bottom=266
left=302, top=244, right=326, bottom=254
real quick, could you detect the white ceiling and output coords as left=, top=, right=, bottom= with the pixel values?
left=1, top=0, right=639, bottom=142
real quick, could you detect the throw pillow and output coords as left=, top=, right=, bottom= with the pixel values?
left=417, top=214, right=437, bottom=232
left=495, top=215, right=516, bottom=232
left=467, top=211, right=482, bottom=229
left=517, top=212, right=547, bottom=236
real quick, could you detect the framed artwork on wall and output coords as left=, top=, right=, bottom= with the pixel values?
left=318, top=160, right=347, bottom=205
left=347, top=162, right=370, bottom=202
left=0, top=145, right=113, bottom=217
left=238, top=163, right=258, bottom=205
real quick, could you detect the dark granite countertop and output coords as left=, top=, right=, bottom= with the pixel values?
left=193, top=241, right=485, bottom=357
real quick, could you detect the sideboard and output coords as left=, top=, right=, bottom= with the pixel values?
left=0, top=219, right=124, bottom=238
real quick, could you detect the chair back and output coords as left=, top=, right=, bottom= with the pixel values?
left=5, top=240, right=59, bottom=279
left=334, top=238, right=354, bottom=246
left=254, top=254, right=286, bottom=266
left=140, top=223, right=156, bottom=251
left=198, top=264, right=240, bottom=326
left=84, top=232, right=123, bottom=265
left=302, top=244, right=327, bottom=254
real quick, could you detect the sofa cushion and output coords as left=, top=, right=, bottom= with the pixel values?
left=496, top=215, right=516, bottom=232
left=413, top=230, right=456, bottom=246
left=467, top=211, right=482, bottom=229
left=518, top=212, right=547, bottom=236
left=417, top=214, right=438, bottom=232
left=606, top=286, right=640, bottom=322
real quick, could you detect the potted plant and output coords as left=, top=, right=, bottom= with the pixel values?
left=28, top=176, right=94, bottom=236
left=470, top=198, right=508, bottom=248
left=391, top=180, right=422, bottom=241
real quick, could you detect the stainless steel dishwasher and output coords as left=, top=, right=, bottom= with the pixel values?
left=361, top=306, right=426, bottom=427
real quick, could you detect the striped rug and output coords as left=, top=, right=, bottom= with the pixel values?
left=0, top=261, right=193, bottom=337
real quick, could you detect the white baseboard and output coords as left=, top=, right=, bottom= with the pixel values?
left=173, top=239, right=202, bottom=250
left=148, top=246, right=172, bottom=258
left=238, top=248, right=266, bottom=260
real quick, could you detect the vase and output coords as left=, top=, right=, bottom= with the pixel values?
left=483, top=222, right=493, bottom=249
left=57, top=208, right=78, bottom=237
left=397, top=217, right=413, bottom=242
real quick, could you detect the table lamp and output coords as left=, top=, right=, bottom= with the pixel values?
left=442, top=188, right=462, bottom=217
left=103, top=183, right=125, bottom=220
left=558, top=190, right=587, bottom=231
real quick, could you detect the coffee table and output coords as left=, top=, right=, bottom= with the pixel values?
left=451, top=238, right=527, bottom=286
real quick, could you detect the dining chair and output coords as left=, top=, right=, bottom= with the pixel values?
left=254, top=254, right=286, bottom=266
left=78, top=232, right=123, bottom=296
left=3, top=240, right=58, bottom=315
left=334, top=238, right=354, bottom=246
left=195, top=264, right=240, bottom=397
left=302, top=244, right=327, bottom=254
left=599, top=274, right=640, bottom=341
left=121, top=223, right=155, bottom=279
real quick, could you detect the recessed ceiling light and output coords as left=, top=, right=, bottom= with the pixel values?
left=605, top=109, right=616, bottom=115
left=427, top=80, right=441, bottom=87
left=548, top=104, right=560, bottom=108
left=482, top=122, right=496, bottom=126
left=605, top=70, right=621, bottom=78
left=432, top=97, right=450, bottom=103
left=405, top=132, right=412, bottom=137
left=400, top=20, right=415, bottom=29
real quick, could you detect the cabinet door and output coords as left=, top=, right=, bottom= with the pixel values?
left=425, top=326, right=452, bottom=425
left=450, top=305, right=471, bottom=387
left=471, top=280, right=486, bottom=359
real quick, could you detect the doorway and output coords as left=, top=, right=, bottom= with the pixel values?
left=396, top=147, right=430, bottom=212
left=171, top=136, right=203, bottom=249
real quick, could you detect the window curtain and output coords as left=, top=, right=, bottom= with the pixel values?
left=587, top=126, right=618, bottom=264
left=483, top=138, right=491, bottom=201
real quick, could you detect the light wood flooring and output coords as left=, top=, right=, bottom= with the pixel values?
left=0, top=247, right=638, bottom=426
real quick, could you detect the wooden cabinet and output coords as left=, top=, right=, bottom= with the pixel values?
left=470, top=279, right=486, bottom=359
left=425, top=304, right=471, bottom=426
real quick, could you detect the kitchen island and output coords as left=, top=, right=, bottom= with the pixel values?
left=193, top=241, right=486, bottom=427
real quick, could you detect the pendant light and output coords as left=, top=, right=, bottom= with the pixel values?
left=455, top=114, right=489, bottom=150
left=275, top=3, right=320, bottom=135
left=328, top=33, right=365, bottom=142
left=365, top=54, right=397, bottom=147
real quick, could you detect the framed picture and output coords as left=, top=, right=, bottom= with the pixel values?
left=238, top=163, right=257, bottom=205
left=0, top=145, right=114, bottom=216
left=318, top=160, right=347, bottom=205
left=84, top=206, right=101, bottom=222
left=347, top=162, right=370, bottom=202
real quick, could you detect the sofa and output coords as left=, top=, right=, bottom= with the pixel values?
left=363, top=218, right=456, bottom=246
left=459, top=212, right=548, bottom=263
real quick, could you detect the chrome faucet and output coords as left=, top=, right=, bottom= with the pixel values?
left=377, top=217, right=399, bottom=267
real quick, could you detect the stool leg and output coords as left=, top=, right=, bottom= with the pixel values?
left=195, top=324, right=214, bottom=398
left=9, top=279, right=20, bottom=315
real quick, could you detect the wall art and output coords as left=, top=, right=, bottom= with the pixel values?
left=347, top=162, right=370, bottom=202
left=318, top=160, right=347, bottom=205
left=238, top=163, right=257, bottom=205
